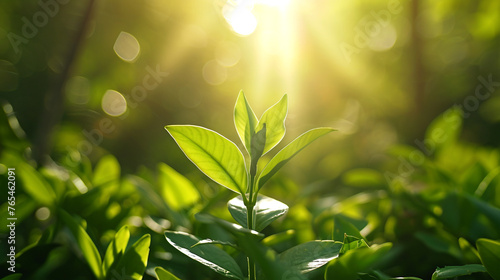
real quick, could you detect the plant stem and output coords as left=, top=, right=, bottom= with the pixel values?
left=246, top=174, right=257, bottom=280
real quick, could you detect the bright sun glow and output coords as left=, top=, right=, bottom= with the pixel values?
left=222, top=0, right=291, bottom=36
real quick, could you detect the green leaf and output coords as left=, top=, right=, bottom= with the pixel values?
left=165, top=125, right=247, bottom=194
left=332, top=215, right=364, bottom=242
left=234, top=232, right=306, bottom=280
left=155, top=267, right=181, bottom=280
left=102, top=226, right=130, bottom=277
left=191, top=239, right=238, bottom=249
left=234, top=90, right=258, bottom=155
left=228, top=194, right=289, bottom=231
left=431, top=264, right=487, bottom=280
left=255, top=94, right=288, bottom=155
left=93, top=154, right=120, bottom=187
left=279, top=240, right=342, bottom=273
left=249, top=124, right=266, bottom=176
left=257, top=127, right=334, bottom=190
left=58, top=209, right=103, bottom=279
left=325, top=243, right=392, bottom=280
left=158, top=163, right=200, bottom=211
left=17, top=162, right=56, bottom=205
left=262, top=229, right=295, bottom=247
left=477, top=238, right=500, bottom=280
left=165, top=231, right=244, bottom=280
left=112, top=234, right=151, bottom=280
left=424, top=106, right=462, bottom=156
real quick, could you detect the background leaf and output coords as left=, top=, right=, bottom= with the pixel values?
left=58, top=209, right=103, bottom=279
left=165, top=125, right=247, bottom=194
left=257, top=128, right=334, bottom=190
left=155, top=267, right=182, bottom=280
left=255, top=94, right=288, bottom=155
left=158, top=163, right=200, bottom=211
left=165, top=231, right=244, bottom=280
left=477, top=238, right=500, bottom=280
left=17, top=162, right=56, bottom=206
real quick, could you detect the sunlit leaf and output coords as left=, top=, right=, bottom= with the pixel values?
left=58, top=209, right=103, bottom=279
left=234, top=90, right=258, bottom=155
left=227, top=194, right=288, bottom=231
left=93, top=154, right=120, bottom=187
left=477, top=238, right=500, bottom=280
left=165, top=231, right=244, bottom=280
left=112, top=234, right=151, bottom=280
left=191, top=239, right=238, bottom=249
left=102, top=225, right=130, bottom=277
left=257, top=127, right=334, bottom=190
left=158, top=163, right=200, bottom=211
left=165, top=125, right=247, bottom=194
left=255, top=94, right=288, bottom=155
left=17, top=162, right=56, bottom=206
left=431, top=264, right=487, bottom=280
left=279, top=240, right=342, bottom=273
left=155, top=267, right=181, bottom=280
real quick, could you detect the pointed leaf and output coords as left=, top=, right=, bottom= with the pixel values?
left=249, top=124, right=266, bottom=176
left=228, top=194, right=289, bottom=231
left=165, top=125, right=247, bottom=194
left=102, top=226, right=130, bottom=276
left=431, top=264, right=487, bottom=280
left=257, top=128, right=334, bottom=190
left=158, top=163, right=200, bottom=211
left=111, top=234, right=151, bottom=280
left=155, top=267, right=181, bottom=280
left=477, top=238, right=500, bottom=280
left=333, top=215, right=364, bottom=241
left=165, top=231, right=244, bottom=280
left=58, top=210, right=102, bottom=279
left=279, top=240, right=342, bottom=273
left=234, top=90, right=258, bottom=155
left=255, top=94, right=288, bottom=155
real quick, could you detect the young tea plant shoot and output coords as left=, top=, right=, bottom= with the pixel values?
left=163, top=91, right=336, bottom=280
